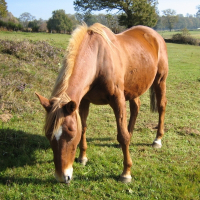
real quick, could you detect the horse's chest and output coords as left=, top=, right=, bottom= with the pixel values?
left=84, top=90, right=110, bottom=105
left=84, top=82, right=113, bottom=105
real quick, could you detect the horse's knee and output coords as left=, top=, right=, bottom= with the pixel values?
left=117, top=133, right=131, bottom=146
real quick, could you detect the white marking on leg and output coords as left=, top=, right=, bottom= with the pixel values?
left=78, top=157, right=88, bottom=165
left=153, top=138, right=162, bottom=146
left=121, top=174, right=132, bottom=179
left=54, top=126, right=63, bottom=141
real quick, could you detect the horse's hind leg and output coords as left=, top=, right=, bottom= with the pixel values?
left=77, top=99, right=90, bottom=165
left=128, top=97, right=141, bottom=136
left=110, top=90, right=132, bottom=183
left=152, top=74, right=167, bottom=148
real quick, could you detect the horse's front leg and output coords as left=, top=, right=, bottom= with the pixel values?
left=110, top=90, right=132, bottom=183
left=77, top=99, right=90, bottom=165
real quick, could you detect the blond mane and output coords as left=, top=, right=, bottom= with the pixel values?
left=45, top=23, right=113, bottom=139
left=51, top=23, right=113, bottom=98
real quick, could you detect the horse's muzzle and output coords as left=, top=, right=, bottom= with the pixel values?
left=55, top=167, right=73, bottom=183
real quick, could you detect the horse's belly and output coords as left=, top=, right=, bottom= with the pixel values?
left=124, top=66, right=156, bottom=100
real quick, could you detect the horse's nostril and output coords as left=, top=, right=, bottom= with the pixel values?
left=65, top=176, right=71, bottom=183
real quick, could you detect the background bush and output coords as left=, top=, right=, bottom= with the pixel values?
left=172, top=28, right=200, bottom=45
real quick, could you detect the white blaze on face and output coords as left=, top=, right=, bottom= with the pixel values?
left=54, top=126, right=63, bottom=141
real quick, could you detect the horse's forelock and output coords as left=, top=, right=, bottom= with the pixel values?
left=44, top=94, right=82, bottom=140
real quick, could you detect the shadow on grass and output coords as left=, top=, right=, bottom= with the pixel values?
left=87, top=137, right=120, bottom=148
left=87, top=137, right=114, bottom=143
left=0, top=176, right=57, bottom=186
left=133, top=143, right=152, bottom=147
left=74, top=173, right=120, bottom=183
left=86, top=137, right=152, bottom=148
left=0, top=128, right=50, bottom=172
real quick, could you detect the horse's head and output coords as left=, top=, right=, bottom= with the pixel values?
left=35, top=93, right=81, bottom=183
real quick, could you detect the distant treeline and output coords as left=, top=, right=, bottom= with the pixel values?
left=156, top=14, right=200, bottom=30
left=0, top=12, right=200, bottom=33
left=0, top=20, right=23, bottom=31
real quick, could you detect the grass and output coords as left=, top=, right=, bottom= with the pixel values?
left=158, top=30, right=200, bottom=39
left=0, top=31, right=71, bottom=49
left=0, top=31, right=200, bottom=199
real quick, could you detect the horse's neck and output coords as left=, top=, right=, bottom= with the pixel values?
left=66, top=52, right=97, bottom=106
left=66, top=70, right=94, bottom=106
left=66, top=32, right=108, bottom=106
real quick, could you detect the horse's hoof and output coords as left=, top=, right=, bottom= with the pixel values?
left=77, top=157, right=88, bottom=166
left=152, top=142, right=162, bottom=148
left=119, top=175, right=132, bottom=183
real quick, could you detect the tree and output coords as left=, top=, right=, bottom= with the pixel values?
left=67, top=14, right=79, bottom=29
left=162, top=9, right=178, bottom=31
left=0, top=11, right=22, bottom=31
left=117, top=0, right=158, bottom=28
left=105, top=14, right=125, bottom=33
left=175, top=14, right=187, bottom=30
left=196, top=5, right=200, bottom=18
left=0, top=0, right=7, bottom=17
left=39, top=22, right=47, bottom=32
left=19, top=12, right=35, bottom=28
left=74, top=0, right=158, bottom=28
left=47, top=10, right=73, bottom=33
left=0, top=12, right=18, bottom=23
left=75, top=12, right=98, bottom=26
left=28, top=20, right=39, bottom=32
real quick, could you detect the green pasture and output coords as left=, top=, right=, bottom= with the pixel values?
left=0, top=31, right=71, bottom=49
left=158, top=29, right=200, bottom=39
left=0, top=31, right=200, bottom=199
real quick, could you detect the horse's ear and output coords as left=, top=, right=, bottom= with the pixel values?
left=35, top=92, right=52, bottom=112
left=88, top=30, right=93, bottom=35
left=63, top=101, right=77, bottom=114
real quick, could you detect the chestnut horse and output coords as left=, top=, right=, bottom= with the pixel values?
left=36, top=23, right=168, bottom=184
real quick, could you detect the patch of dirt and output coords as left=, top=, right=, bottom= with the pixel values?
left=180, top=127, right=200, bottom=135
left=0, top=113, right=13, bottom=122
left=145, top=122, right=173, bottom=132
left=145, top=123, right=158, bottom=131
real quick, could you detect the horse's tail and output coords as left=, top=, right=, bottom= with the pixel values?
left=150, top=86, right=158, bottom=113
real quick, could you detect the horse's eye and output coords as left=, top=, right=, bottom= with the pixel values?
left=67, top=127, right=73, bottom=132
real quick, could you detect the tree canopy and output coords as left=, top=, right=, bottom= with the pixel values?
left=19, top=12, right=36, bottom=28
left=196, top=5, right=200, bottom=18
left=0, top=0, right=7, bottom=17
left=162, top=9, right=178, bottom=31
left=74, top=0, right=158, bottom=28
left=47, top=10, right=73, bottom=33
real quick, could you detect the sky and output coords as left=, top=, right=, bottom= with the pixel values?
left=6, top=0, right=200, bottom=20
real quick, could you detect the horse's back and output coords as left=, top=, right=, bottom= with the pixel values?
left=84, top=25, right=168, bottom=102
left=118, top=25, right=167, bottom=61
left=127, top=26, right=168, bottom=82
left=114, top=26, right=168, bottom=99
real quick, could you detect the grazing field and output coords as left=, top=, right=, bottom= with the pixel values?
left=159, top=29, right=200, bottom=39
left=0, top=31, right=200, bottom=199
left=0, top=31, right=71, bottom=49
